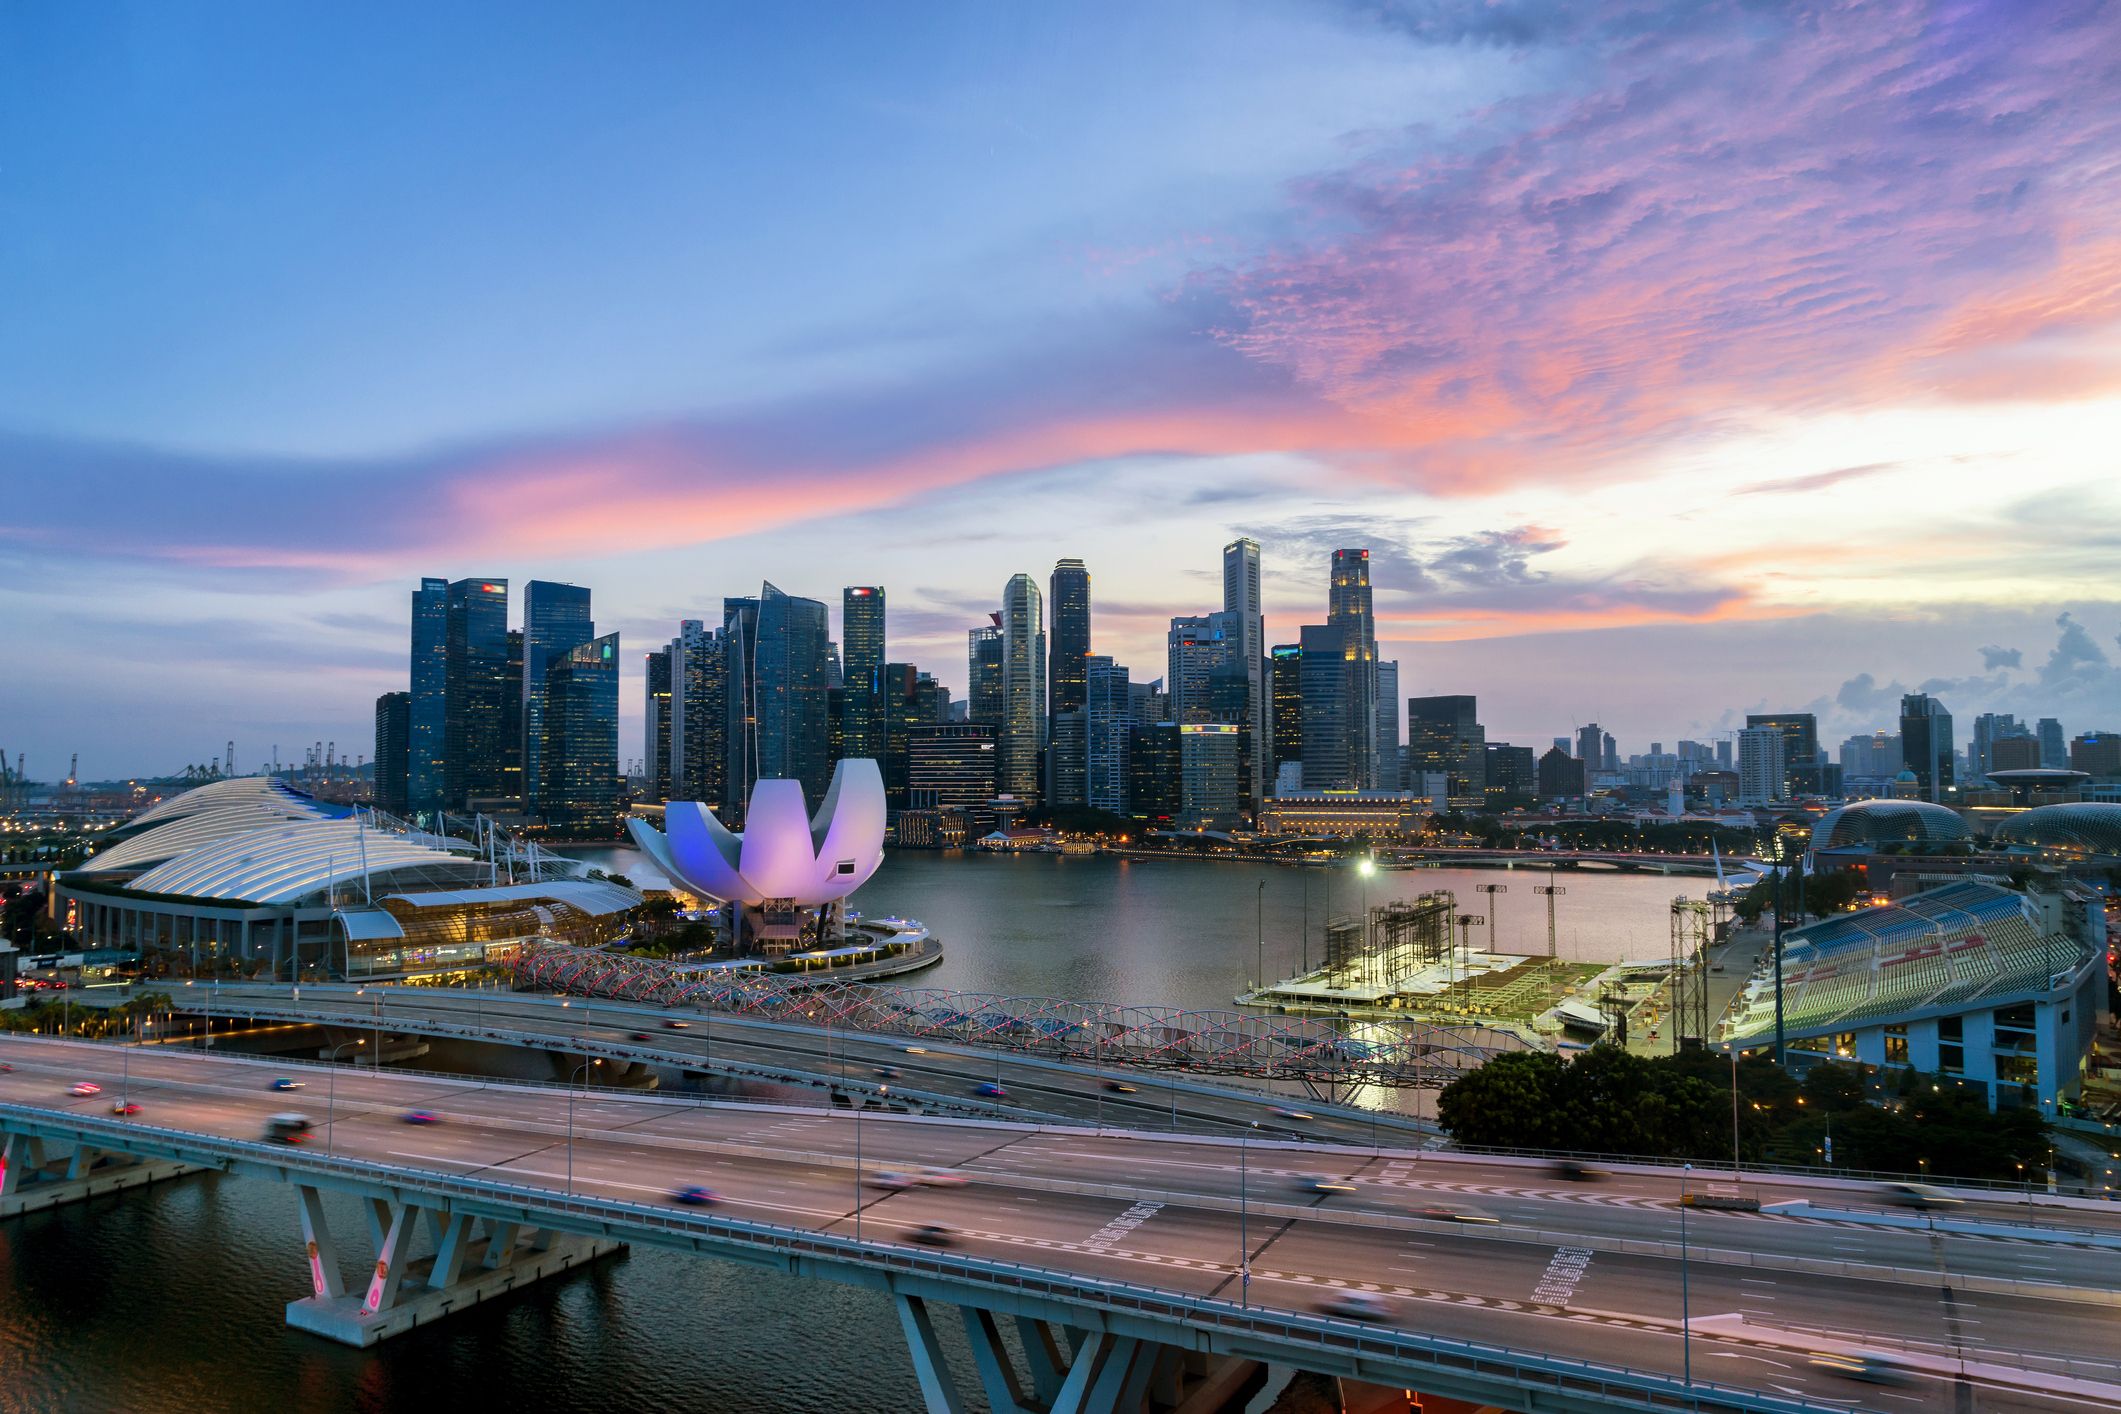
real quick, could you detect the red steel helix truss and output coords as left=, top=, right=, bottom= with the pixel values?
left=509, top=943, right=1524, bottom=1087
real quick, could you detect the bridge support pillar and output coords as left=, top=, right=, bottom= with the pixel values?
left=284, top=1186, right=623, bottom=1347
left=895, top=1298, right=1246, bottom=1414
left=0, top=1129, right=199, bottom=1219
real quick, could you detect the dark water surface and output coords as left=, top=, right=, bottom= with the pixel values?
left=1, top=853, right=1701, bottom=1411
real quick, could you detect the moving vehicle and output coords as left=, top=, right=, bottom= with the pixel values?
left=663, top=1019, right=691, bottom=1030
left=874, top=1065, right=902, bottom=1080
left=265, top=1113, right=315, bottom=1144
left=1809, top=1351, right=1915, bottom=1386
left=1682, top=1187, right=1761, bottom=1212
left=1419, top=1204, right=1499, bottom=1225
left=671, top=1186, right=720, bottom=1206
left=1270, top=1106, right=1313, bottom=1122
left=402, top=1110, right=439, bottom=1125
left=271, top=1078, right=304, bottom=1092
left=629, top=1032, right=653, bottom=1042
left=1879, top=1181, right=1961, bottom=1210
left=1300, top=1175, right=1358, bottom=1195
left=975, top=1081, right=1008, bottom=1099
left=1318, top=1291, right=1390, bottom=1322
left=110, top=1101, right=142, bottom=1116
left=868, top=1171, right=920, bottom=1191
left=919, top=1168, right=969, bottom=1188
left=1102, top=1080, right=1137, bottom=1094
left=68, top=1081, right=102, bottom=1097
left=906, top=1223, right=957, bottom=1247
left=0, top=1062, right=15, bottom=1073
left=1551, top=1160, right=1605, bottom=1182
left=903, top=1046, right=928, bottom=1055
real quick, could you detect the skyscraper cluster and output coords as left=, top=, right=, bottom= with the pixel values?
left=376, top=577, right=619, bottom=836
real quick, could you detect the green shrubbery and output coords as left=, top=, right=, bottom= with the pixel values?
left=1437, top=1047, right=2048, bottom=1182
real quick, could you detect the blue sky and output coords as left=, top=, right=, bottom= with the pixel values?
left=3, top=1, right=2119, bottom=778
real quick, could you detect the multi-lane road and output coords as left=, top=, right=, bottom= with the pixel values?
left=4, top=1035, right=2117, bottom=1411
left=181, top=983, right=1436, bottom=1142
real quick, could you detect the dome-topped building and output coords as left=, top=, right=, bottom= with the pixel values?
left=1992, top=802, right=2121, bottom=859
left=1811, top=798, right=1970, bottom=851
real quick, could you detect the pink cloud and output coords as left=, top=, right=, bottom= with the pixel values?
left=1204, top=0, right=2121, bottom=490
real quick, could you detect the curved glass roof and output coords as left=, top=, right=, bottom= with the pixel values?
left=86, top=793, right=343, bottom=874
left=126, top=818, right=481, bottom=905
left=1811, top=799, right=1970, bottom=850
left=124, top=776, right=343, bottom=832
left=1992, top=802, right=2121, bottom=857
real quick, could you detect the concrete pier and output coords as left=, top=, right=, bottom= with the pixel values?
left=0, top=1130, right=200, bottom=1218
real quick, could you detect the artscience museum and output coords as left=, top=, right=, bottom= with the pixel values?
left=628, top=757, right=886, bottom=950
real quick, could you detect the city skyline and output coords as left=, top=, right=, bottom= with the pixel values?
left=5, top=3, right=2121, bottom=775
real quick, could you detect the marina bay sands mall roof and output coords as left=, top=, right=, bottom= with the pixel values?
left=56, top=778, right=642, bottom=981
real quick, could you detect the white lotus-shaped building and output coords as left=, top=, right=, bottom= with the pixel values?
left=628, top=757, right=885, bottom=908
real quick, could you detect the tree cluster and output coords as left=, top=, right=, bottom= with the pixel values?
left=1437, top=1047, right=2048, bottom=1183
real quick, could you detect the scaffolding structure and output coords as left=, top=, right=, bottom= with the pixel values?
left=1323, top=890, right=1454, bottom=992
left=1669, top=896, right=1713, bottom=1049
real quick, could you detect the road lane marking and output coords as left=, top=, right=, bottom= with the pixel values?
left=1532, top=1246, right=1593, bottom=1306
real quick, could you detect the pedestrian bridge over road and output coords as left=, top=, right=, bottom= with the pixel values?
left=5, top=1036, right=2115, bottom=1413
left=511, top=942, right=1523, bottom=1087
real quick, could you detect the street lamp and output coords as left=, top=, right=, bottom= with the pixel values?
left=566, top=1058, right=603, bottom=1195
left=325, top=1038, right=365, bottom=1156
left=1254, top=878, right=1265, bottom=992
left=856, top=1084, right=885, bottom=1243
left=1238, top=1121, right=1258, bottom=1308
left=1678, top=1162, right=1694, bottom=1389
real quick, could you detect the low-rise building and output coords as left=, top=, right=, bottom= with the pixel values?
left=1257, top=790, right=1421, bottom=838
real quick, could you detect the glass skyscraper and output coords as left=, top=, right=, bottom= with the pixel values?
left=999, top=574, right=1046, bottom=801
left=1900, top=693, right=1955, bottom=803
left=1083, top=654, right=1131, bottom=814
left=1046, top=559, right=1091, bottom=805
left=643, top=647, right=672, bottom=803
left=966, top=622, right=1004, bottom=728
left=407, top=577, right=448, bottom=813
left=726, top=584, right=833, bottom=811
left=1327, top=548, right=1379, bottom=787
left=443, top=577, right=510, bottom=811
left=842, top=587, right=886, bottom=761
left=1269, top=643, right=1303, bottom=782
left=1222, top=537, right=1265, bottom=805
left=522, top=580, right=594, bottom=815
left=373, top=691, right=410, bottom=815
left=541, top=632, right=621, bottom=836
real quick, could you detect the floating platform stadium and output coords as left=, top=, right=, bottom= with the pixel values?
left=1237, top=888, right=1731, bottom=1048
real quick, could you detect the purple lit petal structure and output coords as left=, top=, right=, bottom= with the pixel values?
left=631, top=759, right=884, bottom=907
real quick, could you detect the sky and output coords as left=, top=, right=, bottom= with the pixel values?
left=3, top=0, right=2120, bottom=779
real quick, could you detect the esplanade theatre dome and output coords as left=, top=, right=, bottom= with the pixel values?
left=1992, top=802, right=2121, bottom=858
left=1810, top=798, right=1970, bottom=850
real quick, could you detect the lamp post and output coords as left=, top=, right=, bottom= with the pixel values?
left=1728, top=1046, right=1743, bottom=1179
left=1238, top=1126, right=1249, bottom=1302
left=1254, top=878, right=1265, bottom=992
left=1679, top=1162, right=1694, bottom=1389
left=566, top=1058, right=602, bottom=1195
left=857, top=1084, right=885, bottom=1243
left=1535, top=881, right=1565, bottom=972
left=325, top=1038, right=365, bottom=1156
left=1477, top=883, right=1507, bottom=956
left=1357, top=857, right=1376, bottom=988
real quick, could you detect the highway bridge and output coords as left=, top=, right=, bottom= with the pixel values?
left=171, top=982, right=1447, bottom=1144
left=4, top=1034, right=2118, bottom=1412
